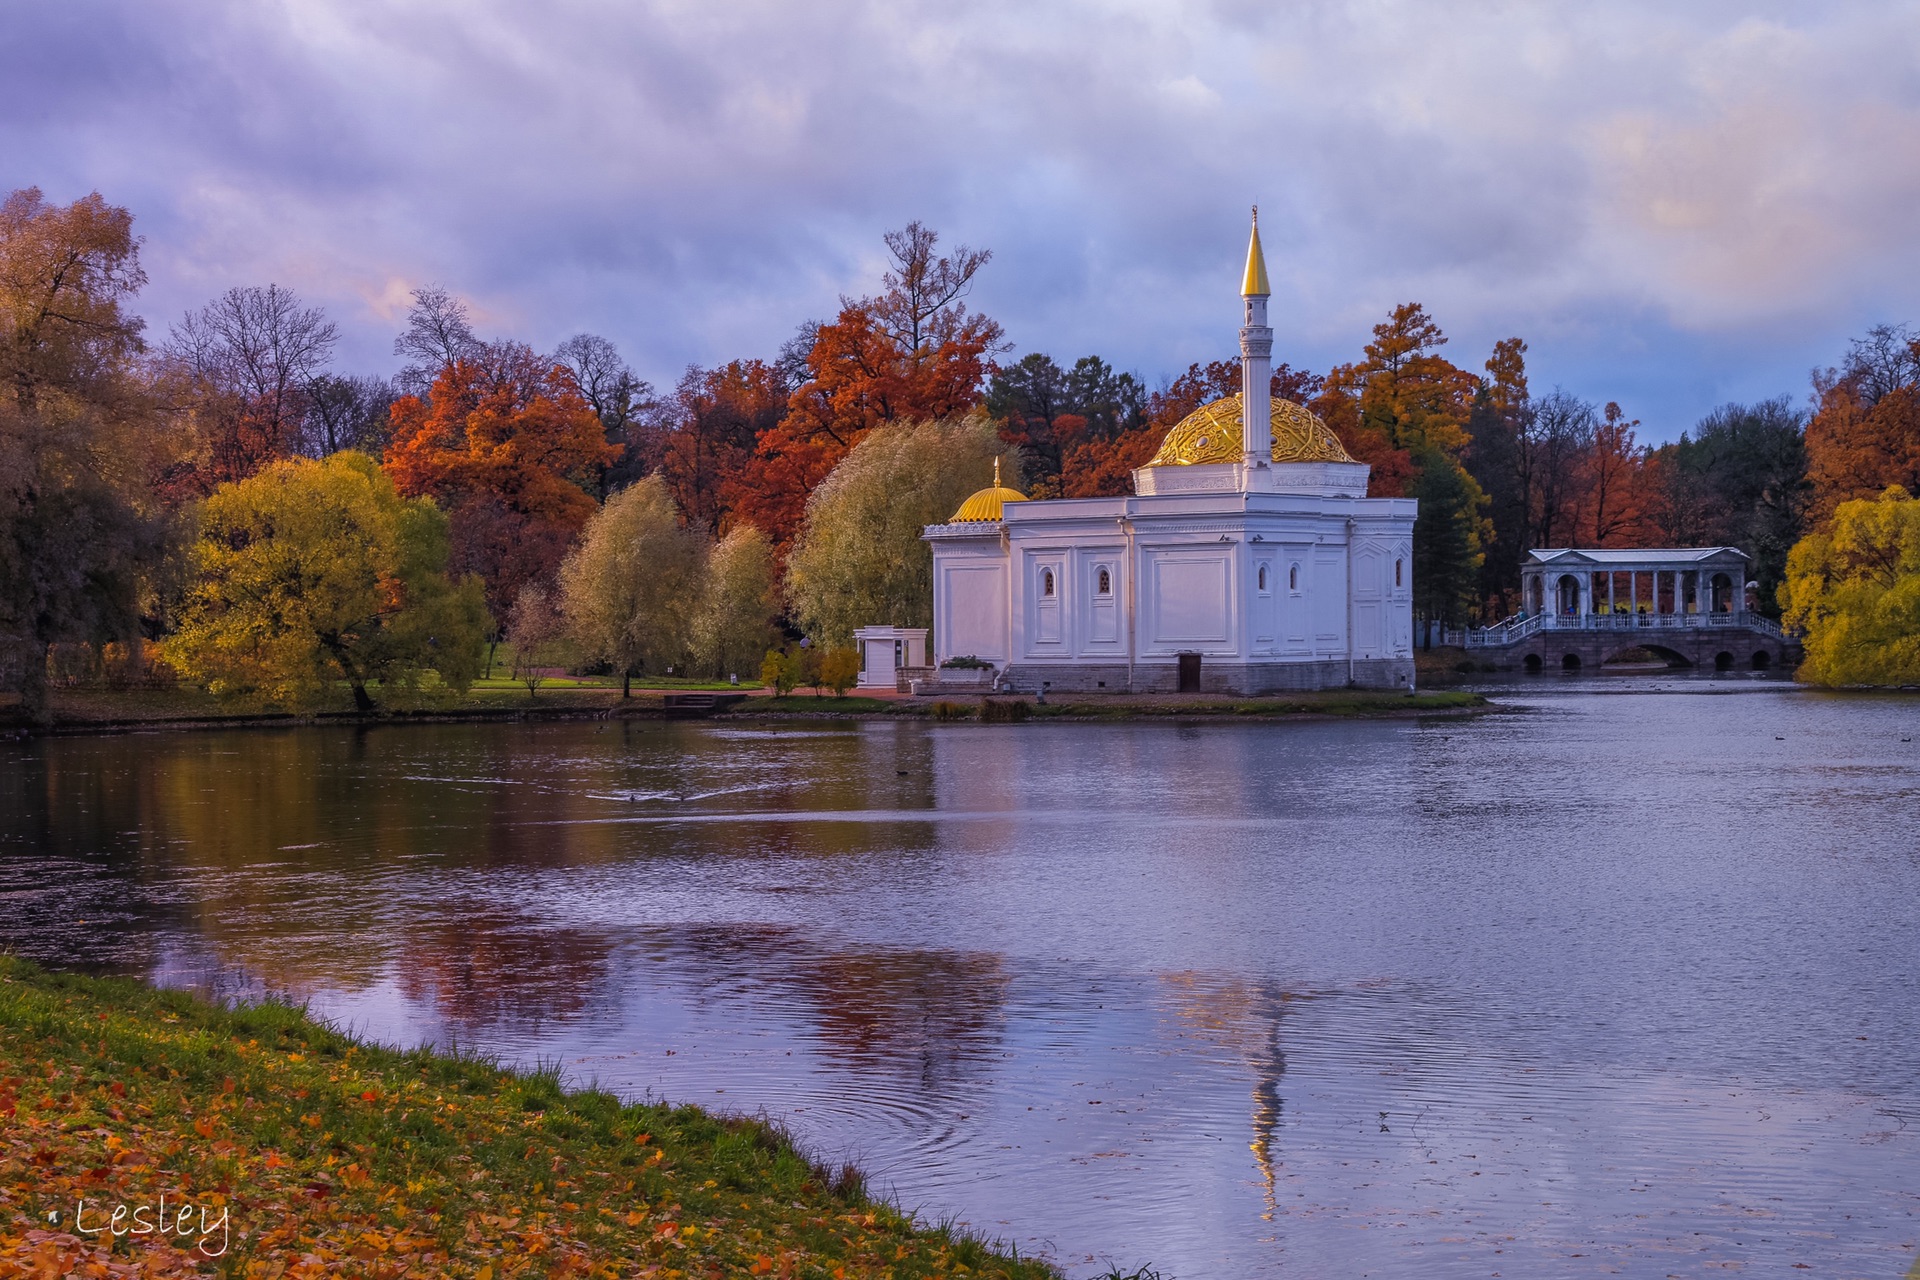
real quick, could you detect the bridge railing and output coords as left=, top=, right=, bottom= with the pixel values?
left=1464, top=611, right=1787, bottom=648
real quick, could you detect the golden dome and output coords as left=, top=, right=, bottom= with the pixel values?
left=1146, top=394, right=1355, bottom=467
left=950, top=485, right=1027, bottom=522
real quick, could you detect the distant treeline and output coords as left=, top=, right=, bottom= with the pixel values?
left=6, top=185, right=1920, bottom=716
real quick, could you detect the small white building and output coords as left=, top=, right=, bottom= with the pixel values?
left=923, top=213, right=1417, bottom=694
left=853, top=626, right=928, bottom=689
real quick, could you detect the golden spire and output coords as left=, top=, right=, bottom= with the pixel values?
left=993, top=455, right=1002, bottom=488
left=1241, top=205, right=1271, bottom=298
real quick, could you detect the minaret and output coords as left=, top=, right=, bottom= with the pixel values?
left=1240, top=207, right=1273, bottom=477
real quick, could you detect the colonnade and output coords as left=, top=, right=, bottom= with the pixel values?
left=1522, top=565, right=1742, bottom=621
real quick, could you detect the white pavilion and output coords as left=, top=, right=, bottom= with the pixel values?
left=921, top=212, right=1417, bottom=694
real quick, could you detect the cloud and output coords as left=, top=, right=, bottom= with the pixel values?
left=2, top=0, right=1918, bottom=433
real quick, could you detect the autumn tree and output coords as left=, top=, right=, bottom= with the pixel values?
left=1523, top=391, right=1596, bottom=550
left=393, top=285, right=484, bottom=395
left=1463, top=338, right=1531, bottom=615
left=556, top=475, right=703, bottom=694
left=300, top=373, right=396, bottom=458
left=1780, top=485, right=1920, bottom=685
left=162, top=284, right=338, bottom=485
left=693, top=525, right=779, bottom=680
left=987, top=354, right=1148, bottom=497
left=653, top=360, right=787, bottom=533
left=731, top=223, right=1004, bottom=552
left=1582, top=402, right=1645, bottom=545
left=385, top=351, right=616, bottom=625
left=506, top=581, right=568, bottom=696
left=1805, top=323, right=1920, bottom=520
left=554, top=332, right=652, bottom=496
left=1644, top=398, right=1808, bottom=611
left=162, top=452, right=489, bottom=711
left=785, top=415, right=1012, bottom=645
left=0, top=187, right=170, bottom=722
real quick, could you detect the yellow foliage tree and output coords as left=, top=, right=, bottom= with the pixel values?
left=693, top=525, right=779, bottom=681
left=163, top=452, right=490, bottom=710
left=557, top=475, right=702, bottom=694
left=786, top=415, right=1013, bottom=646
left=1780, top=485, right=1920, bottom=685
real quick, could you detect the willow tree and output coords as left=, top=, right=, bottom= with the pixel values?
left=693, top=525, right=778, bottom=681
left=1781, top=485, right=1920, bottom=685
left=785, top=415, right=1012, bottom=646
left=163, top=452, right=489, bottom=710
left=557, top=475, right=703, bottom=693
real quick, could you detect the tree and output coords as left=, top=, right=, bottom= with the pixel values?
left=785, top=415, right=1012, bottom=646
left=1464, top=339, right=1531, bottom=615
left=1408, top=442, right=1488, bottom=636
left=1524, top=391, right=1597, bottom=550
left=553, top=332, right=652, bottom=496
left=0, top=187, right=147, bottom=417
left=1644, top=398, right=1809, bottom=613
left=654, top=360, right=786, bottom=533
left=0, top=187, right=168, bottom=723
left=393, top=286, right=483, bottom=395
left=693, top=525, right=779, bottom=680
left=1805, top=324, right=1920, bottom=520
left=1781, top=485, right=1920, bottom=685
left=162, top=452, right=489, bottom=711
left=1582, top=401, right=1645, bottom=545
left=301, top=373, right=396, bottom=458
left=556, top=476, right=702, bottom=695
left=164, top=284, right=338, bottom=484
left=731, top=224, right=1004, bottom=553
left=506, top=582, right=567, bottom=696
left=385, top=355, right=616, bottom=624
left=987, top=353, right=1149, bottom=497
left=760, top=647, right=800, bottom=695
left=819, top=646, right=860, bottom=696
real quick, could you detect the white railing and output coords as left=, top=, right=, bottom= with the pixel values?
left=1465, top=611, right=1786, bottom=648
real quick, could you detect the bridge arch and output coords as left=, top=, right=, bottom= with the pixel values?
left=1523, top=654, right=1542, bottom=673
left=1562, top=652, right=1582, bottom=670
left=1752, top=650, right=1772, bottom=670
left=1602, top=643, right=1692, bottom=668
left=1714, top=650, right=1735, bottom=670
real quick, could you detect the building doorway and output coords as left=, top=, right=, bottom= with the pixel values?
left=1177, top=652, right=1202, bottom=693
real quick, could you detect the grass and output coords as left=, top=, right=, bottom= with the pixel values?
left=0, top=957, right=1059, bottom=1278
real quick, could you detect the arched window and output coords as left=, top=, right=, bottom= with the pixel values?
left=1395, top=559, right=1403, bottom=587
left=1096, top=568, right=1112, bottom=595
left=1042, top=569, right=1055, bottom=597
left=1257, top=565, right=1268, bottom=591
left=1288, top=563, right=1299, bottom=591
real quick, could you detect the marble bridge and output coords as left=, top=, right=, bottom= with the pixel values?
left=1457, top=546, right=1801, bottom=673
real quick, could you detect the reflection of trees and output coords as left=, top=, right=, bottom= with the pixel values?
left=395, top=903, right=615, bottom=1029
left=665, top=925, right=1009, bottom=1083
left=1161, top=972, right=1300, bottom=1221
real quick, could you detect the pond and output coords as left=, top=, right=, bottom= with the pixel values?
left=3, top=686, right=1918, bottom=1277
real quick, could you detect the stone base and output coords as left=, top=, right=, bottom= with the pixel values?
left=999, top=657, right=1414, bottom=695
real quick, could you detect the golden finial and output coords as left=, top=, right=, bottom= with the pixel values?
left=993, top=455, right=1002, bottom=488
left=1242, top=206, right=1271, bottom=298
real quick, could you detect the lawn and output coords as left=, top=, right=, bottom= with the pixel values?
left=0, top=958, right=1058, bottom=1278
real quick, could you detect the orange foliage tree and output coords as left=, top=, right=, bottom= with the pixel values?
left=1313, top=303, right=1473, bottom=499
left=384, top=348, right=615, bottom=624
left=651, top=359, right=787, bottom=534
left=1805, top=325, right=1920, bottom=520
left=729, top=223, right=1003, bottom=553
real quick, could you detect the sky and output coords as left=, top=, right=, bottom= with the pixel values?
left=5, top=0, right=1920, bottom=440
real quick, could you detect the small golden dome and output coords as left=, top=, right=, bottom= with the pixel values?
left=950, top=457, right=1027, bottom=522
left=951, top=484, right=1028, bottom=523
left=1146, top=394, right=1355, bottom=467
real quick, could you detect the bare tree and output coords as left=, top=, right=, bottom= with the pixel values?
left=301, top=373, right=395, bottom=457
left=393, top=285, right=482, bottom=393
left=870, top=221, right=993, bottom=355
left=167, top=283, right=338, bottom=459
left=1523, top=390, right=1596, bottom=549
left=1838, top=322, right=1920, bottom=409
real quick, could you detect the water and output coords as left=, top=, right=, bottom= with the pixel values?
left=3, top=686, right=1918, bottom=1277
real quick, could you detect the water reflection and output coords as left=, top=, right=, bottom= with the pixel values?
left=3, top=690, right=1919, bottom=1277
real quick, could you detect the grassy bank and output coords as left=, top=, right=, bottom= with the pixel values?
left=0, top=958, right=1057, bottom=1278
